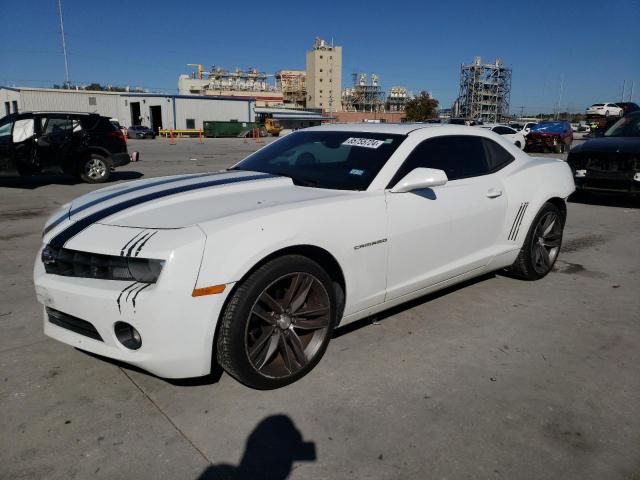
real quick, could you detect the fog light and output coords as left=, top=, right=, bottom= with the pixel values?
left=575, top=169, right=587, bottom=178
left=114, top=321, right=142, bottom=350
left=634, top=173, right=640, bottom=182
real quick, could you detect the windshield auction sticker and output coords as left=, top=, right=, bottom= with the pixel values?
left=342, top=137, right=385, bottom=149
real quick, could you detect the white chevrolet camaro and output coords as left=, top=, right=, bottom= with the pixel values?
left=34, top=124, right=575, bottom=389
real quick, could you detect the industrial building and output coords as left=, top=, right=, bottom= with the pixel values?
left=306, top=37, right=342, bottom=112
left=386, top=86, right=411, bottom=112
left=342, top=73, right=385, bottom=113
left=275, top=70, right=307, bottom=108
left=178, top=65, right=283, bottom=107
left=0, top=86, right=256, bottom=132
left=456, top=56, right=511, bottom=122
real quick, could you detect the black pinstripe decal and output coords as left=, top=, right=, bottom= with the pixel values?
left=120, top=231, right=146, bottom=256
left=131, top=284, right=152, bottom=308
left=508, top=204, right=526, bottom=240
left=49, top=173, right=276, bottom=249
left=133, top=231, right=157, bottom=257
left=126, top=232, right=152, bottom=257
left=43, top=171, right=227, bottom=236
left=508, top=202, right=529, bottom=241
left=117, top=282, right=139, bottom=314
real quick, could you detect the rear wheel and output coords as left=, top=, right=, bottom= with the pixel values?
left=508, top=202, right=564, bottom=280
left=80, top=154, right=112, bottom=183
left=217, top=255, right=337, bottom=389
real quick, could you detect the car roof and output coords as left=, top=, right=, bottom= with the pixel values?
left=303, top=123, right=444, bottom=135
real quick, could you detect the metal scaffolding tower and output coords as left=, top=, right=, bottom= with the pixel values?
left=342, top=73, right=386, bottom=112
left=457, top=57, right=511, bottom=122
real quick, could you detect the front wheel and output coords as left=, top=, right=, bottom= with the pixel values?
left=216, top=255, right=337, bottom=389
left=80, top=154, right=112, bottom=183
left=508, top=202, right=565, bottom=280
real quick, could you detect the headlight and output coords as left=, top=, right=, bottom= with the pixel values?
left=42, top=245, right=165, bottom=283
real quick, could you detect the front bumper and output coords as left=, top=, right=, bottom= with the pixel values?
left=34, top=226, right=232, bottom=378
left=574, top=171, right=640, bottom=194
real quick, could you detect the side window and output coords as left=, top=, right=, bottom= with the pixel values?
left=43, top=117, right=73, bottom=136
left=482, top=138, right=514, bottom=171
left=0, top=116, right=14, bottom=137
left=389, top=135, right=489, bottom=187
left=186, top=119, right=195, bottom=129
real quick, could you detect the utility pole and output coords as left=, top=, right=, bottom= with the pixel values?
left=519, top=105, right=525, bottom=119
left=621, top=80, right=626, bottom=102
left=630, top=81, right=635, bottom=102
left=556, top=73, right=564, bottom=120
left=57, top=0, right=70, bottom=87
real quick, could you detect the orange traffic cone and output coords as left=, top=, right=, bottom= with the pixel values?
left=198, top=129, right=204, bottom=144
left=169, top=129, right=176, bottom=145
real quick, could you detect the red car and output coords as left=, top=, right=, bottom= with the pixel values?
left=525, top=121, right=573, bottom=153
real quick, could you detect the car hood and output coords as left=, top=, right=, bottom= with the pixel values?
left=571, top=136, right=640, bottom=154
left=66, top=170, right=351, bottom=229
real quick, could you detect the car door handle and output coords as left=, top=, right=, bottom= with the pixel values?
left=486, top=188, right=503, bottom=198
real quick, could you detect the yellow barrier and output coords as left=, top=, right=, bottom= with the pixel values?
left=159, top=129, right=202, bottom=138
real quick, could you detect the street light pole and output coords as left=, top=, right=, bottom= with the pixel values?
left=57, top=0, right=70, bottom=87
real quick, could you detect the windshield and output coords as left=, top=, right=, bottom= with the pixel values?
left=604, top=115, right=640, bottom=137
left=232, top=130, right=406, bottom=190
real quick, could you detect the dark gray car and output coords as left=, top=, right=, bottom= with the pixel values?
left=127, top=125, right=156, bottom=139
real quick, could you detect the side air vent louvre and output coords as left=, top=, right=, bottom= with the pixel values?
left=508, top=202, right=529, bottom=241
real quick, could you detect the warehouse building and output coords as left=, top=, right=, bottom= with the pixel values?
left=0, top=86, right=256, bottom=133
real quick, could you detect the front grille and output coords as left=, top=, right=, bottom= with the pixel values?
left=47, top=307, right=103, bottom=341
left=43, top=246, right=136, bottom=281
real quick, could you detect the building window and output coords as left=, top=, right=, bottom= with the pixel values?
left=319, top=102, right=323, bottom=106
left=186, top=118, right=195, bottom=129
left=329, top=79, right=332, bottom=83
left=319, top=90, right=323, bottom=94
left=319, top=68, right=323, bottom=72
left=12, top=101, right=18, bottom=113
left=330, top=56, right=333, bottom=59
left=4, top=102, right=9, bottom=116
left=319, top=78, right=323, bottom=82
left=88, top=97, right=97, bottom=106
left=320, top=55, right=323, bottom=59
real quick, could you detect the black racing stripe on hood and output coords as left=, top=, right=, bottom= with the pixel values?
left=48, top=173, right=277, bottom=249
left=43, top=172, right=227, bottom=236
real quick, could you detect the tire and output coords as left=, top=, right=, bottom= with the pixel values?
left=508, top=202, right=565, bottom=280
left=217, top=255, right=337, bottom=389
left=605, top=110, right=610, bottom=117
left=80, top=153, right=112, bottom=183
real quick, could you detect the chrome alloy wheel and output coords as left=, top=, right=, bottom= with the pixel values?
left=531, top=210, right=562, bottom=274
left=245, top=272, right=331, bottom=379
left=84, top=157, right=107, bottom=180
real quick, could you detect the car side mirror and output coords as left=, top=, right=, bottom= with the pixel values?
left=390, top=167, right=448, bottom=193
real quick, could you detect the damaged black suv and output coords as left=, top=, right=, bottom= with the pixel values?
left=0, top=111, right=133, bottom=183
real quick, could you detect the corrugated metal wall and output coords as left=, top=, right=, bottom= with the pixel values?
left=174, top=97, right=254, bottom=129
left=0, top=88, right=255, bottom=130
left=19, top=90, right=122, bottom=119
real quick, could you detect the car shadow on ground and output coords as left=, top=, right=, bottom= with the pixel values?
left=568, top=191, right=639, bottom=209
left=196, top=415, right=316, bottom=480
left=0, top=171, right=144, bottom=189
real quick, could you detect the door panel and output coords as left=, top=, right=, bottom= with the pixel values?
left=385, top=175, right=507, bottom=300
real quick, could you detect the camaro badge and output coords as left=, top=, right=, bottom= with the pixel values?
left=354, top=238, right=388, bottom=250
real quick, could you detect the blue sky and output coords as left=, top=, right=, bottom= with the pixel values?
left=1, top=0, right=639, bottom=114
